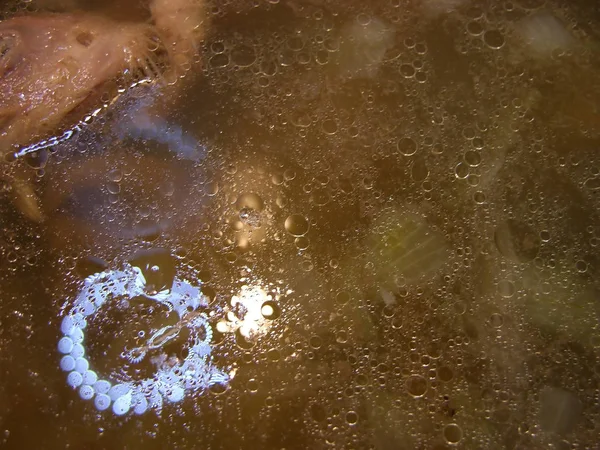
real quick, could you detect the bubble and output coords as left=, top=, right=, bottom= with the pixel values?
left=285, top=214, right=310, bottom=237
left=70, top=327, right=84, bottom=344
left=67, top=371, right=83, bottom=388
left=336, top=291, right=350, bottom=305
left=82, top=370, right=98, bottom=385
left=112, top=392, right=132, bottom=415
left=346, top=411, right=359, bottom=425
left=497, top=280, right=516, bottom=298
left=322, top=119, right=338, bottom=135
left=400, top=64, right=415, bottom=78
left=584, top=178, right=600, bottom=190
left=61, top=316, right=75, bottom=335
left=134, top=395, right=149, bottom=415
left=473, top=191, right=486, bottom=204
left=79, top=385, right=95, bottom=400
left=167, top=385, right=185, bottom=403
left=472, top=137, right=484, bottom=149
left=484, top=29, right=505, bottom=49
left=336, top=330, right=348, bottom=343
left=467, top=21, right=484, bottom=36
left=489, top=313, right=504, bottom=328
left=464, top=150, right=481, bottom=166
left=94, top=380, right=111, bottom=394
left=106, top=181, right=120, bottom=195
left=204, top=181, right=219, bottom=196
left=397, top=137, right=417, bottom=156
left=246, top=378, right=259, bottom=393
left=411, top=159, right=429, bottom=182
left=70, top=343, right=85, bottom=359
left=295, top=236, right=310, bottom=250
left=309, top=336, right=323, bottom=349
left=210, top=53, right=229, bottom=68
left=405, top=374, right=427, bottom=397
left=80, top=300, right=95, bottom=316
left=108, top=383, right=131, bottom=401
left=58, top=336, right=74, bottom=354
left=455, top=162, right=469, bottom=179
left=415, top=71, right=427, bottom=83
left=95, top=393, right=111, bottom=411
left=60, top=355, right=76, bottom=372
left=444, top=423, right=463, bottom=444
left=74, top=357, right=89, bottom=373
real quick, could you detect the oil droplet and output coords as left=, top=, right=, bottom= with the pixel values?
left=285, top=214, right=310, bottom=237
left=397, top=137, right=417, bottom=156
left=405, top=374, right=427, bottom=397
left=484, top=29, right=505, bottom=49
left=205, top=181, right=219, bottom=196
left=346, top=411, right=359, bottom=425
left=489, top=313, right=504, bottom=327
left=455, top=162, right=469, bottom=179
left=295, top=236, right=310, bottom=250
left=443, top=423, right=463, bottom=444
left=497, top=280, right=516, bottom=298
left=336, top=291, right=350, bottom=305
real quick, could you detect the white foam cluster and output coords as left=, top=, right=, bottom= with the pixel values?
left=58, top=264, right=228, bottom=416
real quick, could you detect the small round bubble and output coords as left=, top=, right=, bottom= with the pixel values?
left=94, top=380, right=111, bottom=394
left=70, top=327, right=84, bottom=344
left=79, top=385, right=95, bottom=400
left=67, top=371, right=84, bottom=388
left=74, top=357, right=89, bottom=373
left=82, top=370, right=98, bottom=385
left=70, top=343, right=85, bottom=359
left=94, top=393, right=111, bottom=411
left=61, top=316, right=75, bottom=335
left=60, top=355, right=76, bottom=372
left=81, top=300, right=96, bottom=316
left=72, top=313, right=86, bottom=329
left=108, top=383, right=131, bottom=401
left=167, top=385, right=185, bottom=403
left=112, top=393, right=132, bottom=416
left=134, top=396, right=149, bottom=415
left=58, top=336, right=74, bottom=354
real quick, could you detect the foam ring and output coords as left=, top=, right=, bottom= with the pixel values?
left=58, top=264, right=229, bottom=416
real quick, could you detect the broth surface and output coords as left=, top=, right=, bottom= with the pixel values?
left=1, top=0, right=600, bottom=448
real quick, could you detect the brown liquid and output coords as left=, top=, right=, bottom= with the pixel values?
left=1, top=0, right=599, bottom=448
